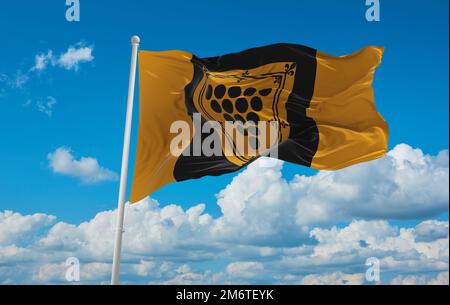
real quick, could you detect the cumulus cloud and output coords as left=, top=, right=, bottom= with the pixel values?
left=47, top=147, right=118, bottom=183
left=414, top=220, right=449, bottom=242
left=226, top=262, right=265, bottom=280
left=57, top=45, right=94, bottom=71
left=216, top=143, right=448, bottom=239
left=0, top=144, right=448, bottom=284
left=299, top=272, right=365, bottom=285
left=305, top=219, right=449, bottom=274
left=0, top=201, right=448, bottom=284
left=390, top=271, right=449, bottom=285
left=31, top=43, right=94, bottom=72
left=0, top=211, right=55, bottom=247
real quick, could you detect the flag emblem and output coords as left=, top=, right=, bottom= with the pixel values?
left=194, top=62, right=297, bottom=165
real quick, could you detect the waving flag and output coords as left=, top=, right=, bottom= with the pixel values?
left=130, top=43, right=388, bottom=203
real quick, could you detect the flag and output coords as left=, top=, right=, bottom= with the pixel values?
left=129, top=43, right=388, bottom=203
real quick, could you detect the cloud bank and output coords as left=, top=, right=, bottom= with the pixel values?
left=0, top=144, right=448, bottom=284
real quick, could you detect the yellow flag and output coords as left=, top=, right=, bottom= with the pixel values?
left=130, top=44, right=388, bottom=203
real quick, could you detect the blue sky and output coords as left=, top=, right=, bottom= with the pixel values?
left=0, top=0, right=448, bottom=284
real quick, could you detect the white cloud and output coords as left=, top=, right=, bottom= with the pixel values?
left=305, top=219, right=449, bottom=274
left=0, top=143, right=448, bottom=284
left=57, top=45, right=94, bottom=71
left=390, top=271, right=449, bottom=285
left=47, top=147, right=118, bottom=183
left=299, top=272, right=365, bottom=285
left=11, top=70, right=29, bottom=88
left=0, top=199, right=448, bottom=284
left=31, top=50, right=54, bottom=72
left=161, top=264, right=216, bottom=285
left=215, top=144, right=448, bottom=239
left=37, top=96, right=57, bottom=117
left=414, top=220, right=449, bottom=242
left=30, top=43, right=93, bottom=72
left=24, top=96, right=56, bottom=118
left=226, top=262, right=265, bottom=280
left=0, top=211, right=55, bottom=247
left=303, top=144, right=448, bottom=222
left=1, top=42, right=94, bottom=97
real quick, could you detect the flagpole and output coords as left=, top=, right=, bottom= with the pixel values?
left=111, top=35, right=140, bottom=285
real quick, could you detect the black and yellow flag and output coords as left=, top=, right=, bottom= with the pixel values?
left=130, top=44, right=388, bottom=203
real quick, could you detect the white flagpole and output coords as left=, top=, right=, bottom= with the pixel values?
left=111, top=35, right=140, bottom=285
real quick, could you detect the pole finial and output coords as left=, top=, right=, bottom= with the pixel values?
left=131, top=35, right=140, bottom=45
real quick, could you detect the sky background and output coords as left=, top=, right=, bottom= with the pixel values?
left=0, top=0, right=448, bottom=284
